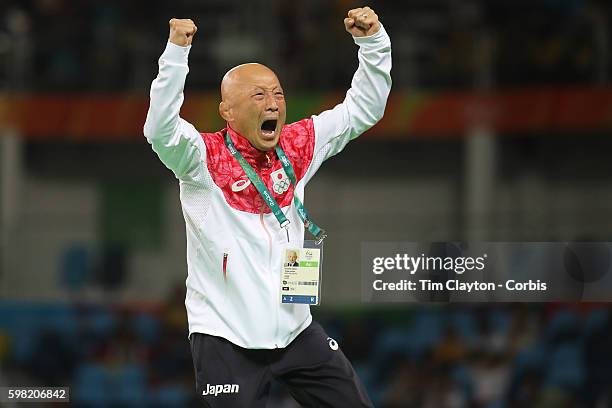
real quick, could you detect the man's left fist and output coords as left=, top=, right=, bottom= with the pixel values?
left=344, top=6, right=381, bottom=37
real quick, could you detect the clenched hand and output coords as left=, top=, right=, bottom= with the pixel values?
left=168, top=18, right=198, bottom=47
left=344, top=6, right=381, bottom=37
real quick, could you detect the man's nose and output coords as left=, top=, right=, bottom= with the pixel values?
left=265, top=94, right=278, bottom=111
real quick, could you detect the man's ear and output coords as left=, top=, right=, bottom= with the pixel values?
left=219, top=101, right=231, bottom=122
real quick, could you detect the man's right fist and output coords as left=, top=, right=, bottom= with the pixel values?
left=169, top=18, right=197, bottom=47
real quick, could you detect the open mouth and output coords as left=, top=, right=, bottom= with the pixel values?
left=260, top=119, right=277, bottom=138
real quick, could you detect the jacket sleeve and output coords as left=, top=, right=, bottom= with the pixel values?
left=305, top=25, right=392, bottom=181
left=143, top=41, right=206, bottom=181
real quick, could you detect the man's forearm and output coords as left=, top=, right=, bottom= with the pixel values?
left=342, top=5, right=392, bottom=130
left=143, top=42, right=190, bottom=142
left=348, top=24, right=392, bottom=129
left=144, top=18, right=197, bottom=142
left=143, top=18, right=206, bottom=180
left=310, top=24, right=392, bottom=153
left=303, top=7, right=391, bottom=183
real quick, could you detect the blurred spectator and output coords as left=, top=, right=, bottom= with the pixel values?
left=100, top=312, right=149, bottom=366
left=469, top=353, right=511, bottom=406
left=433, top=327, right=468, bottom=364
left=28, top=328, right=77, bottom=385
left=381, top=358, right=425, bottom=407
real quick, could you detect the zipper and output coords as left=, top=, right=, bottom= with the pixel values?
left=222, top=249, right=229, bottom=282
left=259, top=207, right=280, bottom=347
left=259, top=208, right=273, bottom=261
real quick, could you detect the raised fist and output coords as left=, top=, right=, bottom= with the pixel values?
left=168, top=18, right=197, bottom=47
left=344, top=6, right=380, bottom=37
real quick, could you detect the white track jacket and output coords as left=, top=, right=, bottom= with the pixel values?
left=144, top=26, right=391, bottom=348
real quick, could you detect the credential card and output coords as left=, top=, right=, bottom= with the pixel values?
left=280, top=247, right=321, bottom=305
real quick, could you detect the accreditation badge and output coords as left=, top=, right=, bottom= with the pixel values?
left=280, top=240, right=323, bottom=305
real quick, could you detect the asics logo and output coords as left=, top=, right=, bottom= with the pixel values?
left=231, top=179, right=251, bottom=192
left=327, top=337, right=339, bottom=351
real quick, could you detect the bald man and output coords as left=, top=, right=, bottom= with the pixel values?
left=144, top=7, right=391, bottom=407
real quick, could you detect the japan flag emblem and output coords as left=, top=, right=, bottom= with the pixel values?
left=271, top=168, right=290, bottom=194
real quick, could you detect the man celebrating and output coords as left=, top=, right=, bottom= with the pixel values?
left=144, top=6, right=391, bottom=407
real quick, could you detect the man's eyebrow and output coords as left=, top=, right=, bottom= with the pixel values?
left=249, top=85, right=283, bottom=92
